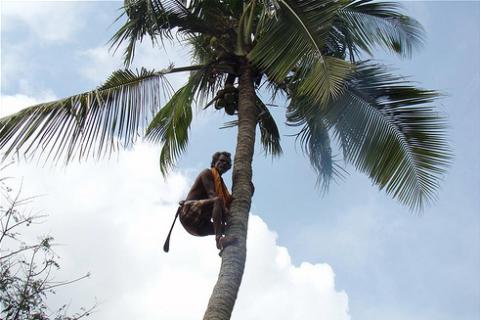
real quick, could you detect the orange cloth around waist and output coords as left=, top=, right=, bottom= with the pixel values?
left=211, top=167, right=232, bottom=208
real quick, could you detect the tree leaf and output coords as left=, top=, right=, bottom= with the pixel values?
left=0, top=68, right=173, bottom=164
left=287, top=94, right=344, bottom=191
left=110, top=0, right=220, bottom=66
left=256, top=96, right=282, bottom=157
left=145, top=71, right=204, bottom=175
left=335, top=0, right=425, bottom=58
left=324, top=62, right=450, bottom=209
left=218, top=96, right=282, bottom=157
left=251, top=0, right=353, bottom=104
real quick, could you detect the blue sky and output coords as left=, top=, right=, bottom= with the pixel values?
left=1, top=1, right=479, bottom=320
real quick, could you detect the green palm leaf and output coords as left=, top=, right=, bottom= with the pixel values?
left=256, top=97, right=282, bottom=157
left=145, top=71, right=204, bottom=175
left=0, top=67, right=173, bottom=163
left=293, top=55, right=354, bottom=104
left=187, top=34, right=217, bottom=65
left=251, top=0, right=353, bottom=104
left=300, top=118, right=340, bottom=191
left=111, top=0, right=219, bottom=66
left=287, top=95, right=343, bottom=190
left=325, top=62, right=450, bottom=209
left=218, top=96, right=282, bottom=157
left=335, top=0, right=425, bottom=59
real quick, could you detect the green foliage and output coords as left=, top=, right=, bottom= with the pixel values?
left=256, top=97, right=283, bottom=157
left=111, top=0, right=216, bottom=66
left=146, top=72, right=201, bottom=175
left=287, top=98, right=341, bottom=191
left=336, top=1, right=425, bottom=59
left=287, top=62, right=450, bottom=209
left=221, top=96, right=283, bottom=157
left=0, top=68, right=172, bottom=164
left=251, top=0, right=354, bottom=104
left=0, top=0, right=451, bottom=209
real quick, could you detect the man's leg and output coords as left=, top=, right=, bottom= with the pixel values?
left=180, top=200, right=214, bottom=236
left=211, top=198, right=237, bottom=250
left=211, top=197, right=225, bottom=248
left=181, top=198, right=235, bottom=250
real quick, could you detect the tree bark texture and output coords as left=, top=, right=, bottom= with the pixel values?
left=203, top=63, right=257, bottom=319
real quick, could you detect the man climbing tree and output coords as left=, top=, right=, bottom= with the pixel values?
left=0, top=1, right=451, bottom=319
left=164, top=151, right=237, bottom=252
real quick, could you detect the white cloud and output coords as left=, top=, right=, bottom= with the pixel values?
left=79, top=46, right=124, bottom=84
left=238, top=216, right=350, bottom=320
left=4, top=143, right=350, bottom=320
left=2, top=2, right=85, bottom=43
left=0, top=92, right=57, bottom=117
left=79, top=40, right=191, bottom=91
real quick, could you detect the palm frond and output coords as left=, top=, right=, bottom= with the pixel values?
left=287, top=95, right=343, bottom=191
left=256, top=96, right=282, bottom=156
left=251, top=0, right=338, bottom=80
left=335, top=0, right=425, bottom=58
left=219, top=120, right=238, bottom=129
left=190, top=0, right=241, bottom=26
left=145, top=71, right=203, bottom=175
left=0, top=67, right=175, bottom=164
left=324, top=62, right=450, bottom=210
left=187, top=34, right=218, bottom=65
left=251, top=0, right=353, bottom=104
left=218, top=96, right=282, bottom=157
left=301, top=118, right=340, bottom=191
left=110, top=0, right=219, bottom=66
left=293, top=56, right=354, bottom=104
left=194, top=65, right=237, bottom=108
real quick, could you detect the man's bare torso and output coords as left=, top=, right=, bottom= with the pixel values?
left=185, top=169, right=216, bottom=201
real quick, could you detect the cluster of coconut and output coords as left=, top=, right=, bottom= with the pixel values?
left=214, top=84, right=239, bottom=115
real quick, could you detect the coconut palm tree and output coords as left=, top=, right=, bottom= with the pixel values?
left=0, top=1, right=450, bottom=319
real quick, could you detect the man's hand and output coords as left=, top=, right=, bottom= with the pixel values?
left=224, top=206, right=230, bottom=217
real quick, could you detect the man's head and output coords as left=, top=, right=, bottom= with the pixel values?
left=211, top=151, right=232, bottom=174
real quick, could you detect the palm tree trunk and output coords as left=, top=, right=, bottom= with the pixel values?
left=203, top=63, right=257, bottom=319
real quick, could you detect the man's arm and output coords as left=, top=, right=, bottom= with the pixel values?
left=200, top=169, right=217, bottom=199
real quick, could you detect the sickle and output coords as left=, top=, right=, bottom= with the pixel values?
left=163, top=206, right=181, bottom=253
